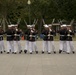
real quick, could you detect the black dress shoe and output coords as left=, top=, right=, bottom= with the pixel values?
left=36, top=51, right=38, bottom=54
left=48, top=52, right=51, bottom=54
left=19, top=51, right=21, bottom=54
left=72, top=51, right=75, bottom=54
left=66, top=52, right=70, bottom=54
left=19, top=50, right=22, bottom=54
left=42, top=51, right=44, bottom=54
left=7, top=52, right=10, bottom=54
left=54, top=51, right=56, bottom=54
left=14, top=52, right=17, bottom=54
left=0, top=51, right=3, bottom=54
left=4, top=50, right=6, bottom=52
left=63, top=51, right=66, bottom=52
left=30, top=52, right=32, bottom=54
left=24, top=50, right=27, bottom=54
left=59, top=50, right=62, bottom=54
left=20, top=50, right=22, bottom=52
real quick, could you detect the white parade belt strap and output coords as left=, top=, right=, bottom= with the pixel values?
left=43, top=35, right=53, bottom=36
left=47, top=35, right=53, bottom=36
left=0, top=35, right=3, bottom=37
left=7, top=35, right=12, bottom=36
left=60, top=35, right=65, bottom=36
left=14, top=34, right=20, bottom=36
left=67, top=35, right=72, bottom=37
left=29, top=35, right=36, bottom=37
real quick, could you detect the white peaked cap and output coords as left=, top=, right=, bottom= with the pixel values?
left=32, top=24, right=35, bottom=27
left=14, top=24, right=18, bottom=27
left=8, top=25, right=12, bottom=27
left=10, top=24, right=18, bottom=27
left=44, top=24, right=49, bottom=28
left=11, top=24, right=15, bottom=27
left=62, top=24, right=67, bottom=27
left=48, top=24, right=52, bottom=26
left=67, top=25, right=71, bottom=26
left=27, top=25, right=31, bottom=27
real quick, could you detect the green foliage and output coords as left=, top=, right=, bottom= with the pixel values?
left=0, top=0, right=76, bottom=30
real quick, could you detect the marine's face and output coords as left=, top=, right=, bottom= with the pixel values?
left=30, top=27, right=32, bottom=30
left=45, top=27, right=49, bottom=30
left=61, top=27, right=63, bottom=29
left=49, top=26, right=51, bottom=29
left=15, top=27, right=17, bottom=29
left=67, top=27, right=70, bottom=30
left=8, top=27, right=11, bottom=29
left=63, top=27, right=66, bottom=29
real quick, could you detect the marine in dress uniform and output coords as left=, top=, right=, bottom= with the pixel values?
left=0, top=26, right=5, bottom=53
left=31, top=25, right=38, bottom=53
left=13, top=24, right=22, bottom=54
left=28, top=25, right=38, bottom=54
left=41, top=24, right=56, bottom=54
left=48, top=24, right=56, bottom=54
left=58, top=24, right=67, bottom=54
left=66, top=25, right=75, bottom=54
left=6, top=25, right=14, bottom=54
left=24, top=25, right=31, bottom=54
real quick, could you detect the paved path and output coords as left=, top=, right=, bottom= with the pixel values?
left=0, top=41, right=76, bottom=75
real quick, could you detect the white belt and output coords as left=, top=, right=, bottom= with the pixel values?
left=29, top=35, right=35, bottom=37
left=44, top=35, right=53, bottom=36
left=0, top=35, right=3, bottom=37
left=15, top=35, right=20, bottom=36
left=48, top=35, right=53, bottom=36
left=60, top=35, right=65, bottom=36
left=7, top=35, right=11, bottom=36
left=67, top=35, right=72, bottom=37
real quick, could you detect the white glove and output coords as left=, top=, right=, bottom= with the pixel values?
left=16, top=29, right=18, bottom=31
left=69, top=30, right=71, bottom=32
left=14, top=34, right=17, bottom=36
left=48, top=34, right=50, bottom=36
left=30, top=35, right=32, bottom=37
